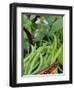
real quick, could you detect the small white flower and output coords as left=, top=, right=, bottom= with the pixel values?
left=43, top=19, right=48, bottom=25
left=35, top=18, right=40, bottom=24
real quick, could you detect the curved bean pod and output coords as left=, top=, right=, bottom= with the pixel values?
left=32, top=54, right=43, bottom=74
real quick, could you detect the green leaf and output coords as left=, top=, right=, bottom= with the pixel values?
left=31, top=23, right=37, bottom=31
left=24, top=19, right=32, bottom=32
left=23, top=31, right=28, bottom=39
left=23, top=15, right=32, bottom=32
left=30, top=15, right=36, bottom=20
left=44, top=16, right=56, bottom=26
left=34, top=28, right=47, bottom=41
left=23, top=31, right=29, bottom=49
left=51, top=18, right=63, bottom=33
left=57, top=45, right=63, bottom=65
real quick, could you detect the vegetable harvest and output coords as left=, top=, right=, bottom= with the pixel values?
left=22, top=15, right=63, bottom=75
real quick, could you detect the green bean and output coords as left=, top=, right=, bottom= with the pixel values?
left=24, top=45, right=45, bottom=74
left=46, top=54, right=50, bottom=65
left=24, top=51, right=36, bottom=66
left=39, top=53, right=49, bottom=72
left=54, top=35, right=57, bottom=51
left=25, top=45, right=44, bottom=63
left=24, top=45, right=36, bottom=63
left=23, top=52, right=34, bottom=63
left=44, top=57, right=48, bottom=68
left=43, top=46, right=50, bottom=65
left=50, top=45, right=63, bottom=65
left=44, top=54, right=49, bottom=66
left=32, top=54, right=43, bottom=74
left=46, top=47, right=51, bottom=65
left=24, top=63, right=30, bottom=75
left=32, top=62, right=39, bottom=72
left=32, top=51, right=45, bottom=74
left=25, top=57, right=39, bottom=74
left=39, top=59, right=48, bottom=72
left=24, top=50, right=38, bottom=74
left=27, top=46, right=44, bottom=74
left=32, top=49, right=46, bottom=72
left=40, top=45, right=51, bottom=70
left=24, top=44, right=51, bottom=75
left=24, top=49, right=37, bottom=74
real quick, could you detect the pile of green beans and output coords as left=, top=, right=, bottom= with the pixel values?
left=23, top=44, right=49, bottom=75
left=23, top=39, right=63, bottom=75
